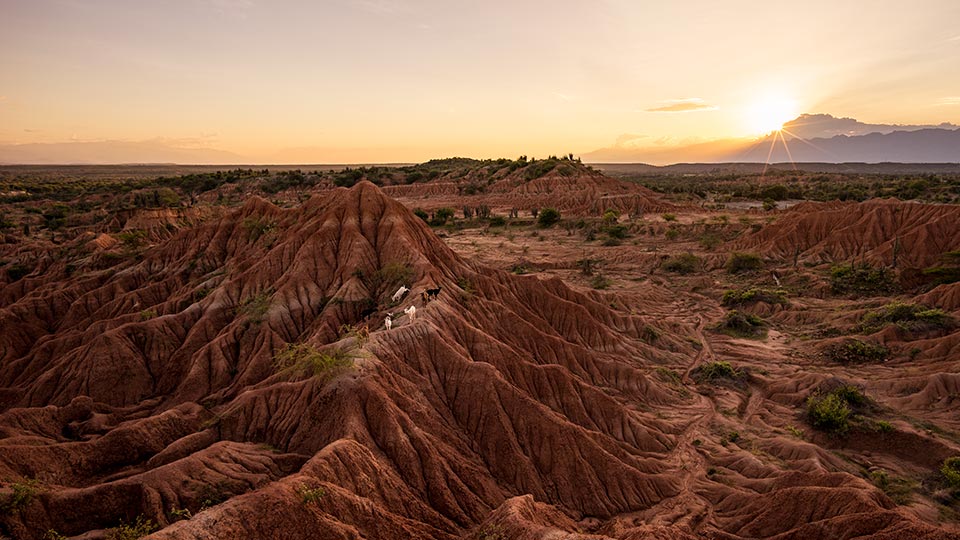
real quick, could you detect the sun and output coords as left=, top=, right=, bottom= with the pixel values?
left=745, top=95, right=798, bottom=135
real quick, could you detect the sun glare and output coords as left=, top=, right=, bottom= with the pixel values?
left=746, top=96, right=798, bottom=135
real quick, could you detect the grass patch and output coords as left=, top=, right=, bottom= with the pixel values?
left=943, top=456, right=960, bottom=489
left=830, top=263, right=898, bottom=296
left=105, top=515, right=157, bottom=540
left=1, top=478, right=39, bottom=514
left=590, top=274, right=612, bottom=290
left=296, top=483, right=326, bottom=505
left=663, top=253, right=700, bottom=274
left=726, top=252, right=763, bottom=274
left=715, top=310, right=767, bottom=339
left=870, top=469, right=915, bottom=505
left=806, top=382, right=872, bottom=434
left=241, top=216, right=276, bottom=242
left=273, top=343, right=354, bottom=380
left=721, top=288, right=788, bottom=307
left=239, top=291, right=272, bottom=323
left=822, top=339, right=888, bottom=364
left=860, top=302, right=954, bottom=334
left=692, top=361, right=746, bottom=385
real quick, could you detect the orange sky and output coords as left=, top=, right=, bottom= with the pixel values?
left=1, top=0, right=959, bottom=163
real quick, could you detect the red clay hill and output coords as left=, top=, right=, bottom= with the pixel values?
left=0, top=182, right=957, bottom=539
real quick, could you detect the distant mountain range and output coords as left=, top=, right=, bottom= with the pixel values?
left=0, top=140, right=244, bottom=165
left=584, top=113, right=960, bottom=164
left=2, top=113, right=958, bottom=165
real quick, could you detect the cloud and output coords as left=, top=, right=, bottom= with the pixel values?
left=948, top=35, right=960, bottom=42
left=354, top=0, right=406, bottom=15
left=552, top=92, right=574, bottom=102
left=645, top=98, right=718, bottom=113
left=612, top=134, right=649, bottom=148
left=937, top=96, right=960, bottom=106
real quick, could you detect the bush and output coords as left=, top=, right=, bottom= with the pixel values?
left=830, top=264, right=898, bottom=296
left=1, top=479, right=39, bottom=513
left=726, top=252, right=763, bottom=274
left=823, top=339, right=888, bottom=364
left=239, top=291, right=272, bottom=323
left=661, top=213, right=677, bottom=222
left=105, top=515, right=156, bottom=540
left=590, top=274, right=612, bottom=290
left=663, top=253, right=700, bottom=274
left=807, top=393, right=851, bottom=433
left=537, top=207, right=561, bottom=227
left=721, top=288, right=788, bottom=307
left=413, top=208, right=429, bottom=221
left=296, top=483, right=326, bottom=505
left=860, top=302, right=954, bottom=333
left=273, top=343, right=354, bottom=380
left=488, top=215, right=506, bottom=227
left=942, top=456, right=960, bottom=488
left=806, top=383, right=871, bottom=434
left=716, top=310, right=767, bottom=338
left=431, top=207, right=456, bottom=226
left=693, top=361, right=744, bottom=384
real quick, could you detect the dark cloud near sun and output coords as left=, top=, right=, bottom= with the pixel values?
left=646, top=98, right=718, bottom=113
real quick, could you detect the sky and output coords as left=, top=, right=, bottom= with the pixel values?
left=1, top=0, right=959, bottom=163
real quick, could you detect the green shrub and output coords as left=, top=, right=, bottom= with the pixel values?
left=296, top=483, right=326, bottom=505
left=942, top=456, right=960, bottom=488
left=922, top=250, right=960, bottom=285
left=1, top=478, right=39, bottom=513
left=357, top=262, right=414, bottom=299
left=105, top=515, right=156, bottom=540
left=806, top=383, right=871, bottom=434
left=413, top=208, right=429, bottom=221
left=860, top=302, right=954, bottom=333
left=807, top=393, right=851, bottom=433
left=487, top=215, right=506, bottom=227
left=716, top=310, right=767, bottom=338
left=241, top=217, right=275, bottom=241
left=537, top=207, right=561, bottom=227
left=661, top=213, right=677, bottom=222
left=829, top=264, right=898, bottom=296
left=273, top=343, right=354, bottom=380
left=663, top=253, right=700, bottom=274
left=823, top=339, right=888, bottom=364
left=590, top=274, right=612, bottom=290
left=693, top=361, right=743, bottom=383
left=721, top=288, right=788, bottom=307
left=239, top=291, right=272, bottom=322
left=430, top=207, right=456, bottom=226
left=869, top=469, right=914, bottom=505
left=726, top=252, right=763, bottom=274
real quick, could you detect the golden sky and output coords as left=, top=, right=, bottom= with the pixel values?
left=1, top=0, right=959, bottom=163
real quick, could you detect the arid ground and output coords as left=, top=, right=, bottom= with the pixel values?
left=1, top=159, right=959, bottom=539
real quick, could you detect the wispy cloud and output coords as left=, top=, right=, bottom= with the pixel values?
left=645, top=98, right=718, bottom=113
left=948, top=35, right=960, bottom=42
left=354, top=0, right=406, bottom=15
left=613, top=134, right=649, bottom=148
left=937, top=96, right=960, bottom=106
left=552, top=92, right=574, bottom=102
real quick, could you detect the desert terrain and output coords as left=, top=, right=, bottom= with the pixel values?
left=1, top=158, right=959, bottom=539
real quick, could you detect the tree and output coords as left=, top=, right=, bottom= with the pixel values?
left=538, top=207, right=561, bottom=227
